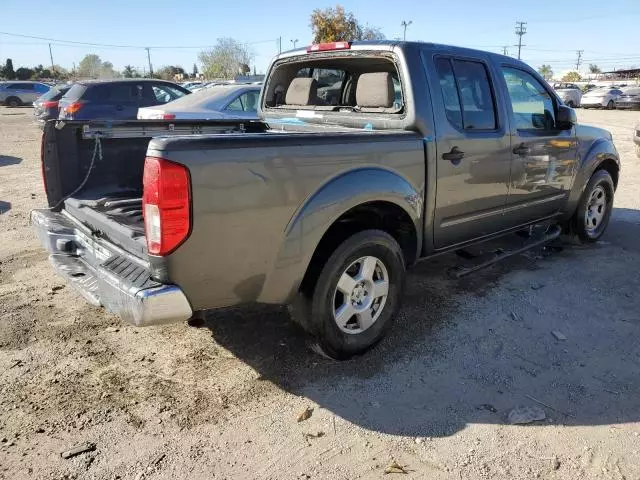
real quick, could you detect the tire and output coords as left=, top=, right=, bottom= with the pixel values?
left=635, top=144, right=640, bottom=159
left=606, top=100, right=615, bottom=110
left=570, top=169, right=615, bottom=243
left=290, top=230, right=406, bottom=359
left=5, top=97, right=21, bottom=108
left=566, top=101, right=575, bottom=108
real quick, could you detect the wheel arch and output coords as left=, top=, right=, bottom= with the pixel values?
left=257, top=167, right=423, bottom=304
left=564, top=138, right=620, bottom=220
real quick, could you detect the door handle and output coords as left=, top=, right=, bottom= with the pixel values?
left=442, top=147, right=465, bottom=163
left=513, top=143, right=531, bottom=156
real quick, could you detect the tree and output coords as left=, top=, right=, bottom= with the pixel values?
left=192, top=63, right=199, bottom=78
left=77, top=54, right=118, bottom=79
left=2, top=58, right=15, bottom=79
left=537, top=64, right=553, bottom=80
left=310, top=5, right=385, bottom=43
left=15, top=67, right=35, bottom=80
left=589, top=64, right=601, bottom=74
left=198, top=38, right=253, bottom=79
left=156, top=65, right=186, bottom=81
left=122, top=65, right=136, bottom=78
left=562, top=71, right=582, bottom=82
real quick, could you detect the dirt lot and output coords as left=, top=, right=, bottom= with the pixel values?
left=1, top=107, right=639, bottom=480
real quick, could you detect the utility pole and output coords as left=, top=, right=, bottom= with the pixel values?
left=575, top=50, right=584, bottom=72
left=515, top=21, right=527, bottom=60
left=145, top=47, right=153, bottom=78
left=48, top=43, right=55, bottom=73
left=502, top=46, right=509, bottom=56
left=291, top=39, right=299, bottom=49
left=401, top=20, right=412, bottom=41
left=278, top=37, right=282, bottom=54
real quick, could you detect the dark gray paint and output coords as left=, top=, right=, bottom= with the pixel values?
left=39, top=41, right=620, bottom=316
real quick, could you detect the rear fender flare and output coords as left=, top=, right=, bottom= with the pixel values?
left=257, top=167, right=423, bottom=304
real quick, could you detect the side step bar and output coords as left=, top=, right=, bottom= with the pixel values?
left=452, top=225, right=562, bottom=278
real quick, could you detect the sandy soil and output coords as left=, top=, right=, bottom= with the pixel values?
left=1, top=107, right=639, bottom=480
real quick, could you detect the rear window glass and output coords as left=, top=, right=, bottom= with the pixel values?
left=87, top=83, right=144, bottom=102
left=265, top=55, right=403, bottom=113
left=40, top=86, right=71, bottom=101
left=63, top=84, right=87, bottom=102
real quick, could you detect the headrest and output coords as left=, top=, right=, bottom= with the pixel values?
left=285, top=77, right=318, bottom=105
left=356, top=72, right=395, bottom=108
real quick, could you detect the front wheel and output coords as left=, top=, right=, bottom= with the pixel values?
left=607, top=100, right=615, bottom=109
left=291, top=230, right=406, bottom=359
left=570, top=169, right=615, bottom=243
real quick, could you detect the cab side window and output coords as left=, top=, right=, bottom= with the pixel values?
left=435, top=58, right=497, bottom=130
left=501, top=67, right=556, bottom=130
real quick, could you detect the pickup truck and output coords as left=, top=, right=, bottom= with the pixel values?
left=32, top=41, right=620, bottom=359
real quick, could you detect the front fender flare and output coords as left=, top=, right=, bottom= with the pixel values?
left=257, top=167, right=423, bottom=304
left=565, top=138, right=620, bottom=219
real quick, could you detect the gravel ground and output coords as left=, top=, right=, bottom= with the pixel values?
left=1, top=107, right=639, bottom=480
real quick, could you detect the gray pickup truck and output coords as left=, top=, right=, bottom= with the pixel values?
left=32, top=41, right=620, bottom=358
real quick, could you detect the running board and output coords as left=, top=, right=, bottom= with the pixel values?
left=452, top=225, right=562, bottom=278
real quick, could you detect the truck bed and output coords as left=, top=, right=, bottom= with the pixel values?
left=42, top=119, right=267, bottom=257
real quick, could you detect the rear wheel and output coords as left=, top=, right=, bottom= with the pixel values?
left=569, top=169, right=615, bottom=243
left=290, top=230, right=405, bottom=359
left=5, top=97, right=21, bottom=108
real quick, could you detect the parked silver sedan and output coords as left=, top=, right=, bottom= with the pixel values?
left=581, top=87, right=623, bottom=109
left=0, top=81, right=51, bottom=107
left=137, top=84, right=261, bottom=120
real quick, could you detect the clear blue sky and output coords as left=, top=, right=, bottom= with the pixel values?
left=1, top=0, right=639, bottom=76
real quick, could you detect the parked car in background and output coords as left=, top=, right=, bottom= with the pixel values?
left=0, top=81, right=51, bottom=107
left=180, top=81, right=203, bottom=91
left=33, top=84, right=73, bottom=125
left=137, top=84, right=261, bottom=120
left=58, top=79, right=190, bottom=120
left=615, top=87, right=640, bottom=110
left=634, top=122, right=640, bottom=158
left=581, top=87, right=623, bottom=109
left=582, top=84, right=597, bottom=93
left=552, top=82, right=582, bottom=107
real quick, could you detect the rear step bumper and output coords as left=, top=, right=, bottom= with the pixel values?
left=31, top=208, right=192, bottom=326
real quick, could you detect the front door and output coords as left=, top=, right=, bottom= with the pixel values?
left=499, top=67, right=578, bottom=225
left=431, top=56, right=513, bottom=249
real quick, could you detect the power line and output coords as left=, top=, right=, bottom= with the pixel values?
left=514, top=21, right=527, bottom=60
left=0, top=31, right=277, bottom=49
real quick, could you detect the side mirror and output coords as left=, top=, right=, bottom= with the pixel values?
left=556, top=104, right=577, bottom=130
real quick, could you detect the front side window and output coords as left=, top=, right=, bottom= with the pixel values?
left=225, top=91, right=259, bottom=112
left=502, top=67, right=556, bottom=130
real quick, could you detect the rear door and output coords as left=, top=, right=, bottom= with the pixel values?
left=499, top=66, right=578, bottom=225
left=427, top=55, right=513, bottom=249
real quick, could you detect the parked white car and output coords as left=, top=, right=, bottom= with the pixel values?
left=137, top=84, right=261, bottom=120
left=552, top=83, right=582, bottom=108
left=581, top=87, right=623, bottom=109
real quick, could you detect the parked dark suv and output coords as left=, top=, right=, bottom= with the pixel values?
left=58, top=79, right=190, bottom=120
left=33, top=83, right=73, bottom=126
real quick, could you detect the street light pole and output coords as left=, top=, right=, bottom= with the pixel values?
left=401, top=20, right=412, bottom=41
left=291, top=39, right=299, bottom=49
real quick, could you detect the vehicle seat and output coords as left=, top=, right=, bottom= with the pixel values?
left=356, top=72, right=397, bottom=113
left=285, top=78, right=318, bottom=107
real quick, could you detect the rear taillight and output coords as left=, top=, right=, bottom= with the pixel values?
left=41, top=100, right=58, bottom=108
left=40, top=132, right=48, bottom=196
left=142, top=157, right=191, bottom=256
left=163, top=113, right=176, bottom=120
left=63, top=102, right=82, bottom=115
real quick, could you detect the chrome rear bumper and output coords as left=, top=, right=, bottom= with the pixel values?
left=31, top=209, right=192, bottom=326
